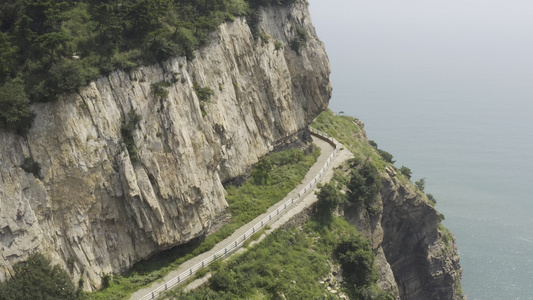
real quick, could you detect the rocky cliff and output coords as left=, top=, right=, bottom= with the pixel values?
left=345, top=173, right=464, bottom=299
left=379, top=177, right=463, bottom=300
left=0, top=0, right=331, bottom=290
left=335, top=119, right=464, bottom=300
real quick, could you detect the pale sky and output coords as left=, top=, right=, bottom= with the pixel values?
left=308, top=0, right=533, bottom=110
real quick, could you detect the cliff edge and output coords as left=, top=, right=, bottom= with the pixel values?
left=312, top=110, right=465, bottom=300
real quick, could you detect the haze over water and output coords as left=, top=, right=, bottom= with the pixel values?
left=309, top=1, right=533, bottom=299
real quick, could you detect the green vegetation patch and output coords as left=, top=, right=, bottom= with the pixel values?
left=120, top=112, right=141, bottom=163
left=289, top=27, right=308, bottom=54
left=86, top=145, right=320, bottom=299
left=168, top=216, right=392, bottom=300
left=0, top=79, right=35, bottom=135
left=311, top=109, right=387, bottom=170
left=225, top=147, right=320, bottom=226
left=0, top=253, right=79, bottom=300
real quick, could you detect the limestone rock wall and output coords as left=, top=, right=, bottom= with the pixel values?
left=0, top=0, right=331, bottom=290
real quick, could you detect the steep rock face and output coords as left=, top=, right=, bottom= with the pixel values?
left=345, top=172, right=464, bottom=300
left=380, top=176, right=463, bottom=300
left=0, top=0, right=330, bottom=290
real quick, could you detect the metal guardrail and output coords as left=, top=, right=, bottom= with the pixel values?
left=139, top=127, right=339, bottom=300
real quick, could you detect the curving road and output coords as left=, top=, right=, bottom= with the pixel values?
left=130, top=129, right=353, bottom=300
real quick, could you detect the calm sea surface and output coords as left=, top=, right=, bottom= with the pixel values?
left=331, top=86, right=533, bottom=300
left=310, top=1, right=533, bottom=299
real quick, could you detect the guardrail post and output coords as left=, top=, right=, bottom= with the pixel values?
left=269, top=214, right=272, bottom=220
left=151, top=292, right=154, bottom=299
left=178, top=276, right=180, bottom=283
left=261, top=220, right=263, bottom=226
left=165, top=283, right=167, bottom=290
left=190, top=268, right=192, bottom=275
left=252, top=227, right=255, bottom=233
left=214, top=254, right=217, bottom=260
left=202, top=261, right=204, bottom=267
left=235, top=241, right=237, bottom=247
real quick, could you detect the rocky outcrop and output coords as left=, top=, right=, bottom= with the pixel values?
left=343, top=168, right=464, bottom=300
left=0, top=0, right=330, bottom=290
left=380, top=177, right=463, bottom=300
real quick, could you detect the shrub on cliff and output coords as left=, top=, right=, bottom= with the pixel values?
left=335, top=232, right=377, bottom=287
left=289, top=27, right=308, bottom=54
left=377, top=149, right=395, bottom=164
left=347, top=162, right=382, bottom=207
left=0, top=80, right=35, bottom=135
left=399, top=165, right=412, bottom=179
left=415, top=177, right=426, bottom=192
left=0, top=253, right=78, bottom=300
left=120, top=112, right=141, bottom=163
left=315, top=182, right=344, bottom=222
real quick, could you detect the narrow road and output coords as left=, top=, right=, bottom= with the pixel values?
left=130, top=130, right=353, bottom=300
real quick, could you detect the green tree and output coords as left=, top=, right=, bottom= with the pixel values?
left=0, top=80, right=35, bottom=134
left=252, top=158, right=272, bottom=185
left=144, top=29, right=178, bottom=62
left=347, top=163, right=382, bottom=206
left=0, top=1, right=24, bottom=32
left=47, top=58, right=85, bottom=95
left=426, top=193, right=436, bottom=204
left=123, top=0, right=170, bottom=35
left=415, top=177, right=425, bottom=192
left=35, top=31, right=71, bottom=62
left=0, top=253, right=78, bottom=300
left=377, top=149, right=395, bottom=164
left=335, top=233, right=376, bottom=287
left=0, top=32, right=18, bottom=79
left=87, top=0, right=124, bottom=47
left=120, top=112, right=141, bottom=163
left=399, top=166, right=412, bottom=179
left=315, top=182, right=343, bottom=221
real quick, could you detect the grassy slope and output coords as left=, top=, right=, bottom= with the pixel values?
left=311, top=109, right=387, bottom=170
left=166, top=217, right=387, bottom=300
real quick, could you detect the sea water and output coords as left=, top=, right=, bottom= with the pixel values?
left=309, top=1, right=533, bottom=299
left=332, top=86, right=533, bottom=300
